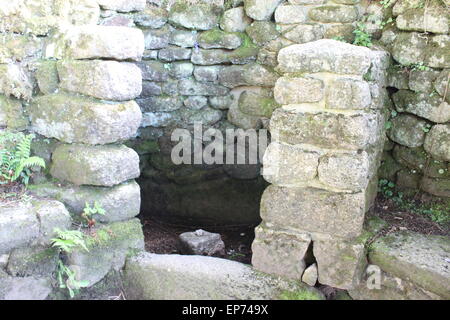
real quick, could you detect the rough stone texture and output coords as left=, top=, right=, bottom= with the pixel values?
left=0, top=64, right=33, bottom=100
left=179, top=79, right=229, bottom=96
left=283, top=24, right=324, bottom=44
left=6, top=246, right=58, bottom=277
left=33, top=199, right=72, bottom=243
left=260, top=185, right=370, bottom=239
left=326, top=78, right=371, bottom=110
left=57, top=60, right=142, bottom=101
left=396, top=8, right=448, bottom=34
left=134, top=7, right=168, bottom=28
left=0, top=203, right=40, bottom=255
left=251, top=225, right=311, bottom=279
left=423, top=124, right=450, bottom=162
left=0, top=0, right=100, bottom=36
left=274, top=76, right=324, bottom=104
left=168, top=2, right=223, bottom=30
left=270, top=107, right=384, bottom=150
left=46, top=25, right=144, bottom=61
left=178, top=229, right=225, bottom=256
left=274, top=5, right=308, bottom=24
left=262, top=142, right=319, bottom=186
left=318, top=151, right=376, bottom=192
left=0, top=95, right=27, bottom=130
left=246, top=21, right=280, bottom=46
left=349, top=265, right=442, bottom=300
left=244, top=0, right=283, bottom=21
left=314, top=237, right=367, bottom=290
left=159, top=46, right=192, bottom=61
left=420, top=176, right=450, bottom=198
left=220, top=7, right=252, bottom=32
left=136, top=61, right=170, bottom=81
left=97, top=0, right=146, bottom=12
left=50, top=144, right=140, bottom=187
left=0, top=276, right=52, bottom=300
left=144, top=25, right=170, bottom=49
left=369, top=231, right=450, bottom=299
left=29, top=180, right=141, bottom=223
left=30, top=94, right=142, bottom=145
left=302, top=263, right=318, bottom=286
left=123, top=252, right=323, bottom=299
left=277, top=40, right=372, bottom=75
left=198, top=29, right=242, bottom=50
left=387, top=114, right=427, bottom=148
left=0, top=199, right=71, bottom=254
left=308, top=5, right=358, bottom=23
left=68, top=218, right=144, bottom=287
left=238, top=89, right=279, bottom=117
left=392, top=90, right=450, bottom=123
left=408, top=69, right=440, bottom=93
left=219, top=63, right=278, bottom=88
left=391, top=32, right=428, bottom=66
left=434, top=69, right=450, bottom=103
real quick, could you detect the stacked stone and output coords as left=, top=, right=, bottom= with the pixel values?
left=252, top=39, right=390, bottom=290
left=94, top=0, right=278, bottom=225
left=375, top=0, right=449, bottom=198
left=26, top=7, right=146, bottom=287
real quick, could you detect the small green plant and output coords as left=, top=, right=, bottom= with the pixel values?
left=51, top=228, right=89, bottom=253
left=0, top=131, right=45, bottom=186
left=332, top=36, right=347, bottom=43
left=51, top=228, right=89, bottom=298
left=380, top=0, right=395, bottom=8
left=353, top=22, right=372, bottom=47
left=422, top=123, right=432, bottom=133
left=378, top=179, right=396, bottom=198
left=410, top=62, right=431, bottom=72
left=81, top=201, right=106, bottom=228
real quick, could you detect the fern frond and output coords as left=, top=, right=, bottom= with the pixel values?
left=11, top=156, right=45, bottom=181
left=15, top=134, right=34, bottom=159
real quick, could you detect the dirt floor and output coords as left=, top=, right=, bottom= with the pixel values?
left=142, top=194, right=449, bottom=266
left=142, top=217, right=256, bottom=264
left=370, top=194, right=449, bottom=237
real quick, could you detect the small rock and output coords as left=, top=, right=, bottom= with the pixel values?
left=179, top=229, right=225, bottom=256
left=302, top=263, right=318, bottom=286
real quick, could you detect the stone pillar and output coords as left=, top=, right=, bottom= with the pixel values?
left=29, top=25, right=145, bottom=286
left=252, top=39, right=390, bottom=290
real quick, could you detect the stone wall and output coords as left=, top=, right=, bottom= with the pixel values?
left=104, top=0, right=372, bottom=225
left=0, top=0, right=448, bottom=300
left=251, top=39, right=390, bottom=290
left=371, top=0, right=449, bottom=198
left=0, top=0, right=145, bottom=299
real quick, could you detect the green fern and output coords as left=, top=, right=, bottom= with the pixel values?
left=0, top=131, right=45, bottom=185
left=51, top=228, right=89, bottom=253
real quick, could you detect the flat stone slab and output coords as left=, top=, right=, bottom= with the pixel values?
left=270, top=107, right=385, bottom=151
left=123, top=253, right=324, bottom=300
left=29, top=180, right=141, bottom=223
left=0, top=275, right=52, bottom=300
left=260, top=185, right=371, bottom=239
left=57, top=60, right=142, bottom=101
left=45, top=25, right=144, bottom=61
left=68, top=218, right=144, bottom=287
left=50, top=144, right=140, bottom=187
left=30, top=93, right=142, bottom=145
left=0, top=200, right=71, bottom=254
left=369, top=231, right=450, bottom=299
left=277, top=39, right=372, bottom=75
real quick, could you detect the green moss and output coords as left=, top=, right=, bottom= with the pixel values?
left=279, top=289, right=323, bottom=300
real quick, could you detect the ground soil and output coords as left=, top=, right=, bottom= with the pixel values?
left=142, top=194, right=449, bottom=267
left=370, top=194, right=449, bottom=237
left=142, top=217, right=256, bottom=264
